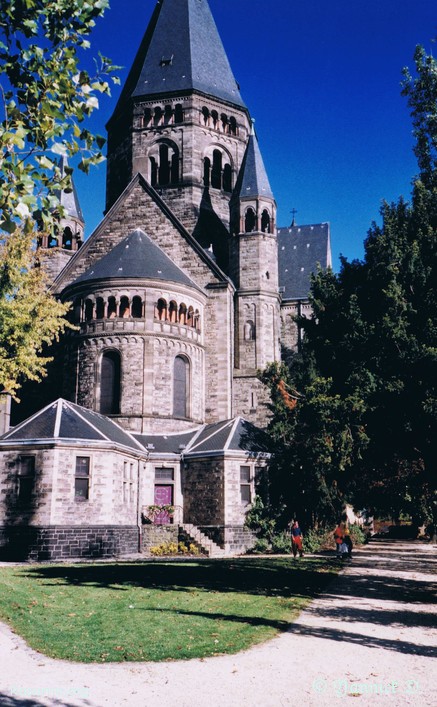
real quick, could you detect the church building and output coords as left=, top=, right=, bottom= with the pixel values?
left=0, top=0, right=331, bottom=560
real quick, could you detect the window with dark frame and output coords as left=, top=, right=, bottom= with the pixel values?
left=240, top=465, right=252, bottom=505
left=18, top=456, right=35, bottom=503
left=75, top=456, right=90, bottom=501
left=155, top=467, right=175, bottom=481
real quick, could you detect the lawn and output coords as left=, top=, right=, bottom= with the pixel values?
left=0, top=557, right=337, bottom=662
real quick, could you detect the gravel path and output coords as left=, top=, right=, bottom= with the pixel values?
left=0, top=539, right=436, bottom=707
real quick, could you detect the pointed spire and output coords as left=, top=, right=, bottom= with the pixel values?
left=57, top=156, right=84, bottom=224
left=113, top=0, right=246, bottom=116
left=234, top=126, right=274, bottom=201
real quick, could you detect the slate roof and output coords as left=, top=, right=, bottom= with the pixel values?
left=234, top=133, right=274, bottom=201
left=184, top=418, right=270, bottom=455
left=278, top=223, right=332, bottom=300
left=0, top=399, right=145, bottom=452
left=133, top=418, right=271, bottom=457
left=133, top=429, right=198, bottom=455
left=112, top=0, right=246, bottom=117
left=71, top=229, right=199, bottom=289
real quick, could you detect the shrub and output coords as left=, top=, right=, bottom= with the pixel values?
left=349, top=524, right=366, bottom=545
left=271, top=532, right=292, bottom=554
left=252, top=538, right=271, bottom=554
left=149, top=541, right=201, bottom=556
left=303, top=528, right=332, bottom=554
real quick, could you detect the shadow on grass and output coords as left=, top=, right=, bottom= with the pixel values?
left=21, top=557, right=335, bottom=601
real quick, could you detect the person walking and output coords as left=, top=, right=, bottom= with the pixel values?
left=334, top=522, right=344, bottom=557
left=290, top=520, right=304, bottom=558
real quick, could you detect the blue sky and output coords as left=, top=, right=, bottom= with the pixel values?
left=74, top=0, right=436, bottom=269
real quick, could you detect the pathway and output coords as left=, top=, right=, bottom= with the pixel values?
left=0, top=539, right=436, bottom=707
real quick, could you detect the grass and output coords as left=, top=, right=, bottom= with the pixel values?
left=0, top=557, right=338, bottom=662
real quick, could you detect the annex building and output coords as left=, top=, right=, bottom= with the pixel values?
left=0, top=0, right=331, bottom=560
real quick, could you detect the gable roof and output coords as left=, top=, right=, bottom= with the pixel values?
left=52, top=174, right=231, bottom=294
left=0, top=399, right=145, bottom=453
left=278, top=223, right=332, bottom=300
left=112, top=0, right=246, bottom=117
left=71, top=228, right=199, bottom=290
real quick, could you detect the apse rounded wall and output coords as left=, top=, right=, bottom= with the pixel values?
left=62, top=280, right=206, bottom=433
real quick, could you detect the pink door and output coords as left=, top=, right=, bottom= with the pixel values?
left=154, top=485, right=173, bottom=524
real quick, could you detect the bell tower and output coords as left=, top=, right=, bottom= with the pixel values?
left=230, top=128, right=281, bottom=424
left=105, top=0, right=251, bottom=257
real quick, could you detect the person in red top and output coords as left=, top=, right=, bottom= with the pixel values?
left=290, top=520, right=304, bottom=558
left=334, top=523, right=344, bottom=557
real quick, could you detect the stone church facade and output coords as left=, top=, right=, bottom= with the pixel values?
left=0, top=0, right=331, bottom=560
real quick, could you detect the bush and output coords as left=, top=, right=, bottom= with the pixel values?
left=149, top=541, right=200, bottom=556
left=252, top=538, right=271, bottom=554
left=349, top=524, right=366, bottom=545
left=271, top=532, right=292, bottom=554
left=303, top=528, right=332, bottom=553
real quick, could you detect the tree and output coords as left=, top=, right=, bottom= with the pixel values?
left=259, top=41, right=437, bottom=531
left=0, top=229, right=71, bottom=399
left=0, top=0, right=118, bottom=398
left=294, top=42, right=437, bottom=528
left=259, top=362, right=367, bottom=529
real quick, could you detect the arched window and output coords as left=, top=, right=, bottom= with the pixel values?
left=164, top=105, right=173, bottom=125
left=229, top=117, right=237, bottom=135
left=96, top=297, right=105, bottom=320
left=201, top=107, right=209, bottom=126
left=154, top=106, right=163, bottom=127
left=108, top=296, right=117, bottom=319
left=187, top=306, right=194, bottom=327
left=221, top=113, right=228, bottom=133
left=157, top=298, right=167, bottom=321
left=62, top=226, right=73, bottom=249
left=261, top=209, right=271, bottom=233
left=223, top=163, right=232, bottom=192
left=158, top=144, right=170, bottom=185
left=169, top=300, right=178, bottom=323
left=150, top=141, right=180, bottom=187
left=150, top=156, right=158, bottom=187
left=174, top=104, right=183, bottom=124
left=211, top=150, right=222, bottom=189
left=119, top=296, right=130, bottom=318
left=203, top=157, right=211, bottom=187
left=132, top=296, right=142, bottom=318
left=245, top=208, right=256, bottom=233
left=73, top=298, right=82, bottom=323
left=143, top=108, right=152, bottom=128
left=244, top=320, right=255, bottom=341
left=179, top=303, right=187, bottom=325
left=194, top=309, right=200, bottom=331
left=173, top=355, right=189, bottom=418
left=211, top=110, right=218, bottom=129
left=85, top=299, right=94, bottom=322
left=100, top=350, right=121, bottom=415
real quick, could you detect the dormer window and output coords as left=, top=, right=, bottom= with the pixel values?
left=160, top=55, right=174, bottom=67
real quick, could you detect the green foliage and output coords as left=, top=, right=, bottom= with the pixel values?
left=258, top=41, right=437, bottom=530
left=270, top=532, right=292, bottom=554
left=302, top=528, right=333, bottom=554
left=259, top=363, right=367, bottom=529
left=244, top=495, right=279, bottom=542
left=348, top=524, right=366, bottom=546
left=0, top=1, right=118, bottom=397
left=0, top=0, right=119, bottom=235
left=0, top=228, right=72, bottom=398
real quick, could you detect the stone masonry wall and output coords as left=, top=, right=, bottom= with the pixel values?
left=0, top=525, right=139, bottom=561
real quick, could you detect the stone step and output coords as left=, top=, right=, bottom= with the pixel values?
left=179, top=524, right=226, bottom=557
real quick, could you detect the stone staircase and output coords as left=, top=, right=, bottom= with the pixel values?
left=179, top=524, right=226, bottom=557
